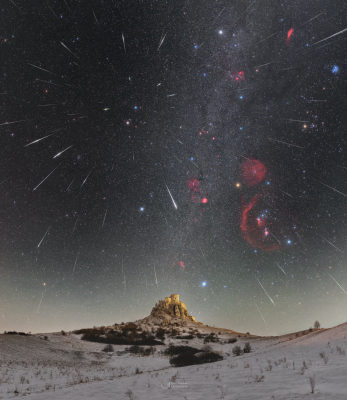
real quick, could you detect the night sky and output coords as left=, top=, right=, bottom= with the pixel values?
left=1, top=0, right=347, bottom=335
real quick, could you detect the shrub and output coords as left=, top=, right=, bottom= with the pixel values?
left=314, top=320, right=321, bottom=329
left=61, top=330, right=66, bottom=336
left=102, top=344, right=114, bottom=352
left=128, top=345, right=144, bottom=354
left=44, top=336, right=48, bottom=340
left=135, top=367, right=141, bottom=374
left=307, top=375, right=316, bottom=393
left=169, top=351, right=223, bottom=367
left=243, top=342, right=252, bottom=353
left=228, top=338, right=237, bottom=344
left=198, top=352, right=223, bottom=363
left=164, top=345, right=201, bottom=356
left=156, top=328, right=166, bottom=340
left=232, top=346, right=242, bottom=356
left=170, top=351, right=198, bottom=367
left=81, top=332, right=164, bottom=346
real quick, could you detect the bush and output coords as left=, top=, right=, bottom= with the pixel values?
left=243, top=342, right=252, bottom=354
left=102, top=344, right=114, bottom=352
left=61, top=330, right=66, bottom=336
left=228, top=338, right=237, bottom=344
left=232, top=346, right=242, bottom=356
left=314, top=321, right=321, bottom=329
left=169, top=351, right=223, bottom=367
left=170, top=351, right=198, bottom=367
left=156, top=328, right=166, bottom=340
left=44, top=336, right=48, bottom=340
left=164, top=345, right=201, bottom=356
left=81, top=332, right=164, bottom=346
left=198, top=352, right=223, bottom=363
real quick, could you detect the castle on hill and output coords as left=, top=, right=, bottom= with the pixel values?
left=151, top=294, right=198, bottom=323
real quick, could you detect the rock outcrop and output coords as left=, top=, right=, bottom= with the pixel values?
left=151, top=294, right=199, bottom=323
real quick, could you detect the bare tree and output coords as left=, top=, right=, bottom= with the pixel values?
left=307, top=375, right=316, bottom=393
left=314, top=320, right=321, bottom=329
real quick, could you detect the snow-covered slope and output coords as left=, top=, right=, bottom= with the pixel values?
left=0, top=322, right=346, bottom=399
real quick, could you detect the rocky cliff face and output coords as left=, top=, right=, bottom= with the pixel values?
left=150, top=294, right=199, bottom=325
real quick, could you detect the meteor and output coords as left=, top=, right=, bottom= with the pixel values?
left=164, top=182, right=178, bottom=209
left=276, top=261, right=287, bottom=275
left=269, top=138, right=304, bottom=149
left=122, top=33, right=126, bottom=53
left=254, top=275, right=275, bottom=306
left=256, top=303, right=267, bottom=325
left=33, top=163, right=62, bottom=191
left=72, top=253, right=79, bottom=275
left=37, top=226, right=51, bottom=248
left=24, top=134, right=53, bottom=147
left=53, top=145, right=73, bottom=159
left=313, top=27, right=347, bottom=46
left=28, top=63, right=58, bottom=75
left=328, top=272, right=347, bottom=296
left=60, top=42, right=79, bottom=58
left=314, top=179, right=347, bottom=198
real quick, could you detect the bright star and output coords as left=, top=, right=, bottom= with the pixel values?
left=332, top=65, right=339, bottom=74
left=287, top=240, right=291, bottom=244
left=140, top=207, right=144, bottom=211
left=202, top=281, right=207, bottom=287
left=219, top=30, right=223, bottom=35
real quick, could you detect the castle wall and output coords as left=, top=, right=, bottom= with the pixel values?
left=170, top=294, right=179, bottom=303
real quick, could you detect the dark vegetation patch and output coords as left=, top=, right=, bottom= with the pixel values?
left=4, top=331, right=29, bottom=336
left=164, top=345, right=201, bottom=356
left=81, top=332, right=164, bottom=346
left=169, top=351, right=223, bottom=367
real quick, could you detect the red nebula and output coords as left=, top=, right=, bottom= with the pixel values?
left=201, top=198, right=208, bottom=204
left=240, top=194, right=280, bottom=252
left=173, top=261, right=185, bottom=270
left=237, top=71, right=245, bottom=80
left=287, top=28, right=294, bottom=46
left=187, top=178, right=201, bottom=192
left=240, top=159, right=267, bottom=187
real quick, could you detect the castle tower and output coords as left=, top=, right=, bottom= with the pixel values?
left=170, top=294, right=179, bottom=303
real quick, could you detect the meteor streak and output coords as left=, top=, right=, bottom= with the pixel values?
left=164, top=182, right=177, bottom=209
left=276, top=262, right=287, bottom=275
left=254, top=275, right=275, bottom=306
left=36, top=292, right=44, bottom=313
left=33, top=163, right=62, bottom=191
left=328, top=272, right=347, bottom=296
left=60, top=42, right=79, bottom=58
left=313, top=27, right=347, bottom=46
left=25, top=134, right=53, bottom=147
left=72, top=253, right=79, bottom=275
left=0, top=119, right=28, bottom=126
left=28, top=63, right=58, bottom=75
left=314, top=179, right=347, bottom=197
left=256, top=303, right=267, bottom=325
left=317, top=234, right=344, bottom=253
left=37, top=226, right=51, bottom=248
left=157, top=33, right=167, bottom=50
left=269, top=138, right=304, bottom=149
left=102, top=207, right=108, bottom=228
left=122, top=33, right=126, bottom=53
left=53, top=145, right=73, bottom=159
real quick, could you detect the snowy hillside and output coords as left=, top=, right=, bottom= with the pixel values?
left=0, top=322, right=346, bottom=399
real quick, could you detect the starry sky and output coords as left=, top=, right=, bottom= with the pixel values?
left=1, top=0, right=347, bottom=335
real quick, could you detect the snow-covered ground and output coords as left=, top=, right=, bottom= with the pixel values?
left=0, top=322, right=346, bottom=399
